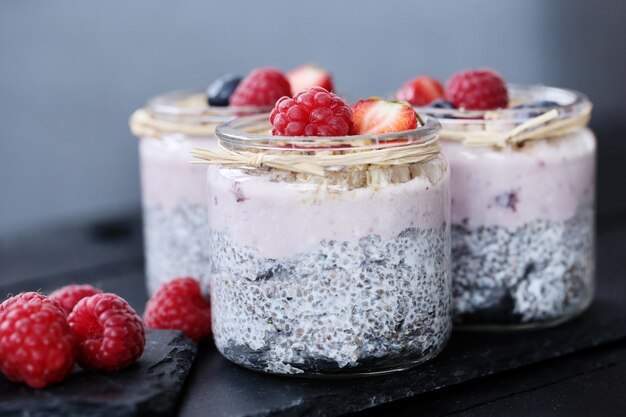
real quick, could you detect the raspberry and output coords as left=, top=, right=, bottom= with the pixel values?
left=444, top=69, right=508, bottom=110
left=68, top=293, right=145, bottom=371
left=229, top=67, right=291, bottom=107
left=49, top=284, right=103, bottom=315
left=396, top=75, right=444, bottom=106
left=0, top=294, right=76, bottom=388
left=270, top=86, right=353, bottom=136
left=144, top=277, right=211, bottom=342
left=0, top=291, right=55, bottom=312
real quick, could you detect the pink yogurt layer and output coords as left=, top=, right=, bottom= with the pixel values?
left=442, top=128, right=596, bottom=229
left=207, top=161, right=451, bottom=260
left=139, top=135, right=217, bottom=210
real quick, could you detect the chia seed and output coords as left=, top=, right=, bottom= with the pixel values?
left=452, top=203, right=594, bottom=326
left=143, top=201, right=211, bottom=295
left=209, top=226, right=452, bottom=375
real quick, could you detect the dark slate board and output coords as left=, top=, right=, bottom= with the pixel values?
left=0, top=330, right=197, bottom=417
left=355, top=331, right=626, bottom=416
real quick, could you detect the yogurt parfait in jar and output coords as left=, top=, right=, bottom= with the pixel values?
left=194, top=90, right=452, bottom=376
left=129, top=68, right=293, bottom=294
left=402, top=69, right=595, bottom=329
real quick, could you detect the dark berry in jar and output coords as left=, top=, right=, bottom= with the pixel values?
left=207, top=74, right=243, bottom=107
left=513, top=100, right=559, bottom=109
left=429, top=99, right=456, bottom=109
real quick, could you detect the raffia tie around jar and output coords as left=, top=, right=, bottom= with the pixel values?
left=191, top=136, right=441, bottom=177
left=441, top=104, right=592, bottom=148
left=129, top=109, right=219, bottom=138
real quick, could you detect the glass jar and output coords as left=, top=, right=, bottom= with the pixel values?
left=418, top=85, right=595, bottom=330
left=129, top=91, right=268, bottom=295
left=196, top=114, right=451, bottom=376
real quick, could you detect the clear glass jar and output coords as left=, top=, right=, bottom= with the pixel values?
left=129, top=91, right=269, bottom=295
left=417, top=85, right=595, bottom=330
left=201, top=114, right=452, bottom=376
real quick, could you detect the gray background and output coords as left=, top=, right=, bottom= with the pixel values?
left=1, top=0, right=625, bottom=236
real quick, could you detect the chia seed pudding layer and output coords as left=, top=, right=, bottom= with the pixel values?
left=143, top=201, right=211, bottom=295
left=452, top=202, right=594, bottom=326
left=210, top=226, right=451, bottom=375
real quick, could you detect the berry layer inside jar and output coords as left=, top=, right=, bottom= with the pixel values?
left=443, top=129, right=595, bottom=229
left=207, top=158, right=450, bottom=260
left=140, top=135, right=216, bottom=210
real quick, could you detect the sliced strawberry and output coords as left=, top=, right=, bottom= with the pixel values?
left=351, top=98, right=418, bottom=135
left=287, top=64, right=334, bottom=95
left=396, top=76, right=444, bottom=106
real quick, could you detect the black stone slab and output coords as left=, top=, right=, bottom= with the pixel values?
left=0, top=330, right=197, bottom=417
left=436, top=343, right=626, bottom=417
left=356, top=336, right=626, bottom=416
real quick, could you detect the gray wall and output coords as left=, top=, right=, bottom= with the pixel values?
left=1, top=0, right=625, bottom=236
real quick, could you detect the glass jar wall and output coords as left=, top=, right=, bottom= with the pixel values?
left=199, top=114, right=452, bottom=376
left=130, top=91, right=268, bottom=295
left=418, top=85, right=595, bottom=330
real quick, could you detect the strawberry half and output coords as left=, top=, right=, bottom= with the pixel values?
left=351, top=98, right=418, bottom=135
left=396, top=75, right=444, bottom=106
left=287, top=64, right=334, bottom=95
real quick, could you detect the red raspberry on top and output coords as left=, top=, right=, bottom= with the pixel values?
left=351, top=98, right=418, bottom=135
left=0, top=293, right=76, bottom=388
left=68, top=293, right=145, bottom=372
left=287, top=64, right=334, bottom=95
left=49, top=284, right=102, bottom=315
left=144, top=277, right=211, bottom=342
left=229, top=67, right=291, bottom=107
left=270, top=86, right=353, bottom=136
left=396, top=75, right=444, bottom=106
left=444, top=68, right=508, bottom=110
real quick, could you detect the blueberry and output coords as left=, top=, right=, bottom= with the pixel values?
left=495, top=190, right=519, bottom=212
left=429, top=99, right=456, bottom=109
left=206, top=74, right=242, bottom=107
left=513, top=100, right=559, bottom=110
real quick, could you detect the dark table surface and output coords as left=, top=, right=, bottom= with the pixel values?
left=1, top=206, right=626, bottom=417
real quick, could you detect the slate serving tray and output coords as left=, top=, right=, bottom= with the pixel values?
left=0, top=330, right=197, bottom=417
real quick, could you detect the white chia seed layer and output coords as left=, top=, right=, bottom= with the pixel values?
left=452, top=203, right=594, bottom=325
left=143, top=201, right=210, bottom=295
left=210, top=226, right=451, bottom=375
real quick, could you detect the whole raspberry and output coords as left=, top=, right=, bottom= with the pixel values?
left=144, top=277, right=211, bottom=342
left=270, top=86, right=353, bottom=136
left=0, top=294, right=76, bottom=388
left=229, top=67, right=291, bottom=107
left=0, top=291, right=55, bottom=312
left=445, top=69, right=508, bottom=110
left=49, top=284, right=103, bottom=315
left=68, top=293, right=145, bottom=371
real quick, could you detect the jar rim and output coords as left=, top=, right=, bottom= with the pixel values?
left=415, top=84, right=591, bottom=125
left=145, top=89, right=273, bottom=124
left=215, top=113, right=441, bottom=151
